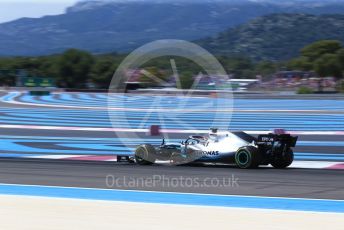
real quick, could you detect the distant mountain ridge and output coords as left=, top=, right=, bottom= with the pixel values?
left=199, top=13, right=344, bottom=60
left=1, top=1, right=344, bottom=56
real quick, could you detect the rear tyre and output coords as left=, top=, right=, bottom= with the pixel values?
left=235, top=146, right=262, bottom=169
left=135, top=144, right=156, bottom=165
left=271, top=149, right=294, bottom=169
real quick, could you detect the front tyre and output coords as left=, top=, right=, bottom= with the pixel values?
left=271, top=149, right=294, bottom=169
left=235, top=146, right=262, bottom=169
left=135, top=144, right=156, bottom=165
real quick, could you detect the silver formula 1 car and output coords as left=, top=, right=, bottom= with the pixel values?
left=134, top=129, right=298, bottom=169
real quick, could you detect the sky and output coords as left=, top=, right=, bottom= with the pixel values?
left=0, top=0, right=79, bottom=23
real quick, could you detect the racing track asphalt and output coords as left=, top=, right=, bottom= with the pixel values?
left=0, top=158, right=343, bottom=200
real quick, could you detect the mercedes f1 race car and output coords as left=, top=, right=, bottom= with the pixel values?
left=134, top=129, right=298, bottom=169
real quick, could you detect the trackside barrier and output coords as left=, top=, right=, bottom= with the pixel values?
left=29, top=91, right=51, bottom=96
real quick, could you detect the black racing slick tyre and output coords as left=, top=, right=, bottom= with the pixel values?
left=271, top=149, right=294, bottom=169
left=134, top=144, right=156, bottom=165
left=235, top=146, right=262, bottom=169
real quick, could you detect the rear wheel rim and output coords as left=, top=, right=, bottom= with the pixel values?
left=237, top=151, right=250, bottom=166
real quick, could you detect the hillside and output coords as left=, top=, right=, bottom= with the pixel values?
left=199, top=14, right=344, bottom=60
left=1, top=1, right=344, bottom=56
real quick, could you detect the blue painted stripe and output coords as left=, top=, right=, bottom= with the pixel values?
left=0, top=184, right=343, bottom=213
left=295, top=156, right=344, bottom=161
left=5, top=92, right=344, bottom=111
left=0, top=91, right=20, bottom=101
left=1, top=93, right=344, bottom=135
left=0, top=153, right=41, bottom=158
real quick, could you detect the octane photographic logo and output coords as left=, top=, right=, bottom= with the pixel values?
left=107, top=40, right=233, bottom=164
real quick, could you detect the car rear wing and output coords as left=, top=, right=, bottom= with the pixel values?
left=256, top=134, right=298, bottom=148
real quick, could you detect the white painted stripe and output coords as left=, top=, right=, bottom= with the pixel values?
left=24, top=155, right=86, bottom=160
left=105, top=158, right=119, bottom=162
left=161, top=129, right=344, bottom=135
left=0, top=124, right=146, bottom=132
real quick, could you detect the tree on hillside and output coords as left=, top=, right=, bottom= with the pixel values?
left=56, top=49, right=94, bottom=88
left=221, top=57, right=254, bottom=79
left=336, top=49, right=344, bottom=92
left=290, top=40, right=344, bottom=92
left=254, top=61, right=278, bottom=77
left=179, top=71, right=195, bottom=89
left=301, top=40, right=342, bottom=62
left=287, top=56, right=312, bottom=71
left=89, top=57, right=117, bottom=88
left=314, top=54, right=342, bottom=91
left=35, top=56, right=59, bottom=78
left=314, top=54, right=342, bottom=78
left=337, top=49, right=344, bottom=69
